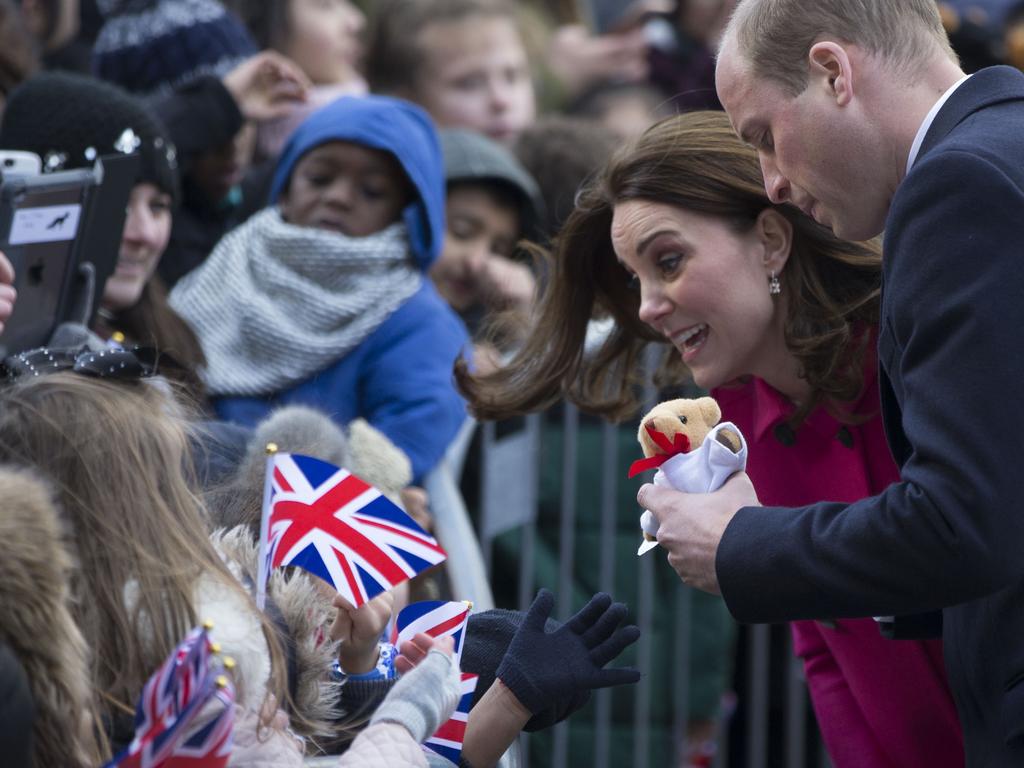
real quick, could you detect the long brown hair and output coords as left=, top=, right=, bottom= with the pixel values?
left=0, top=373, right=284, bottom=733
left=105, top=276, right=208, bottom=404
left=458, top=110, right=881, bottom=423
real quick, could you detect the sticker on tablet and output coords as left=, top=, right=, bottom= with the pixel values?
left=9, top=204, right=82, bottom=245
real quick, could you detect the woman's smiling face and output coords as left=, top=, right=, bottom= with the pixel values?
left=102, top=183, right=172, bottom=312
left=611, top=199, right=787, bottom=390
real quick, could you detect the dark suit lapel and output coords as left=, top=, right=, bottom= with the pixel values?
left=917, top=66, right=1024, bottom=162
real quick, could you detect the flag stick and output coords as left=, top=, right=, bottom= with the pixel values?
left=256, top=443, right=278, bottom=611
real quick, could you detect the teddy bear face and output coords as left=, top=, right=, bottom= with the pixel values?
left=637, top=396, right=722, bottom=458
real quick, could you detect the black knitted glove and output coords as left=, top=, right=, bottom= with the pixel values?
left=495, top=589, right=641, bottom=715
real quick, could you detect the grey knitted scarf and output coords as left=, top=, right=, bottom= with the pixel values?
left=169, top=207, right=421, bottom=397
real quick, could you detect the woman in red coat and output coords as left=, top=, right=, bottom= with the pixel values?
left=459, top=110, right=963, bottom=767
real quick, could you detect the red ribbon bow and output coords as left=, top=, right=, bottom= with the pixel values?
left=627, top=423, right=692, bottom=478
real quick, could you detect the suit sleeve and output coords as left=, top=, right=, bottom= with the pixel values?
left=717, top=150, right=1024, bottom=623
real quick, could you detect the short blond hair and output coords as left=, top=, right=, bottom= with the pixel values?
left=726, top=0, right=957, bottom=96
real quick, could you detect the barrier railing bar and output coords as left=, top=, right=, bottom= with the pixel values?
left=552, top=404, right=580, bottom=768
left=480, top=420, right=497, bottom=579
left=746, top=624, right=771, bottom=768
left=594, top=419, right=619, bottom=768
left=516, top=414, right=542, bottom=614
left=673, top=584, right=693, bottom=765
left=633, top=551, right=654, bottom=767
left=785, top=636, right=807, bottom=768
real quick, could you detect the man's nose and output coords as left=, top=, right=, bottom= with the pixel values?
left=760, top=155, right=791, bottom=204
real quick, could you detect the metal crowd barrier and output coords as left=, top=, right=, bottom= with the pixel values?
left=447, top=404, right=832, bottom=768
left=307, top=409, right=830, bottom=768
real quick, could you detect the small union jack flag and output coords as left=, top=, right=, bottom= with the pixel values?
left=105, top=625, right=236, bottom=768
left=165, top=682, right=234, bottom=767
left=391, top=600, right=472, bottom=665
left=424, top=673, right=478, bottom=764
left=257, top=452, right=447, bottom=609
left=391, top=600, right=475, bottom=763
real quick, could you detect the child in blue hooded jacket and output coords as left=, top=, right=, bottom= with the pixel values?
left=170, top=95, right=469, bottom=482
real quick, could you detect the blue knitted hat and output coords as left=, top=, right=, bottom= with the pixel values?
left=270, top=95, right=446, bottom=271
left=92, top=0, right=256, bottom=96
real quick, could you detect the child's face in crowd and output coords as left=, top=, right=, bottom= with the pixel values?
left=191, top=122, right=257, bottom=205
left=283, top=0, right=365, bottom=85
left=431, top=184, right=521, bottom=311
left=103, top=183, right=172, bottom=312
left=280, top=140, right=410, bottom=237
left=413, top=16, right=536, bottom=145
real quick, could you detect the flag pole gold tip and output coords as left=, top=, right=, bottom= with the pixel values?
left=266, top=442, right=279, bottom=455
left=202, top=619, right=215, bottom=630
left=223, top=656, right=236, bottom=671
left=215, top=675, right=229, bottom=689
left=210, top=642, right=222, bottom=654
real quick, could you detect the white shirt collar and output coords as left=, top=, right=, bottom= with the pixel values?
left=906, top=74, right=970, bottom=175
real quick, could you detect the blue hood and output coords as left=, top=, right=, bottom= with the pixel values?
left=270, top=95, right=445, bottom=271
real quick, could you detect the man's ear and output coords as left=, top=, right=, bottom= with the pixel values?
left=755, top=208, right=793, bottom=276
left=808, top=41, right=854, bottom=107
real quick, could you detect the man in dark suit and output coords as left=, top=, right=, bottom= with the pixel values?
left=640, top=0, right=1024, bottom=763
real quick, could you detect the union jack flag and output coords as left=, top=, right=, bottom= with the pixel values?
left=391, top=600, right=472, bottom=665
left=164, top=682, right=234, bottom=767
left=391, top=600, right=475, bottom=763
left=258, top=452, right=447, bottom=609
left=105, top=625, right=236, bottom=768
left=424, top=673, right=478, bottom=764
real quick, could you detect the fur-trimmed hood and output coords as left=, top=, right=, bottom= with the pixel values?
left=0, top=467, right=104, bottom=767
left=212, top=526, right=343, bottom=743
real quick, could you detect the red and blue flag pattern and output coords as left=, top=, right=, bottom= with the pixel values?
left=265, top=452, right=447, bottom=608
left=392, top=600, right=476, bottom=764
left=391, top=600, right=472, bottom=665
left=424, top=672, right=478, bottom=765
left=104, top=624, right=236, bottom=768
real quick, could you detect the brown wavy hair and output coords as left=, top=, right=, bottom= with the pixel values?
left=457, top=110, right=881, bottom=424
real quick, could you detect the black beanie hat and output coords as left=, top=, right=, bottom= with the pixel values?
left=463, top=608, right=591, bottom=732
left=0, top=71, right=180, bottom=205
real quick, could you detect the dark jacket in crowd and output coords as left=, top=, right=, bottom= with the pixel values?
left=151, top=75, right=248, bottom=287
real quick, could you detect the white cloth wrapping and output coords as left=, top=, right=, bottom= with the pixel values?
left=638, top=422, right=748, bottom=555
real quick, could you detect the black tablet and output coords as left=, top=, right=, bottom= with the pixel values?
left=0, top=165, right=100, bottom=356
